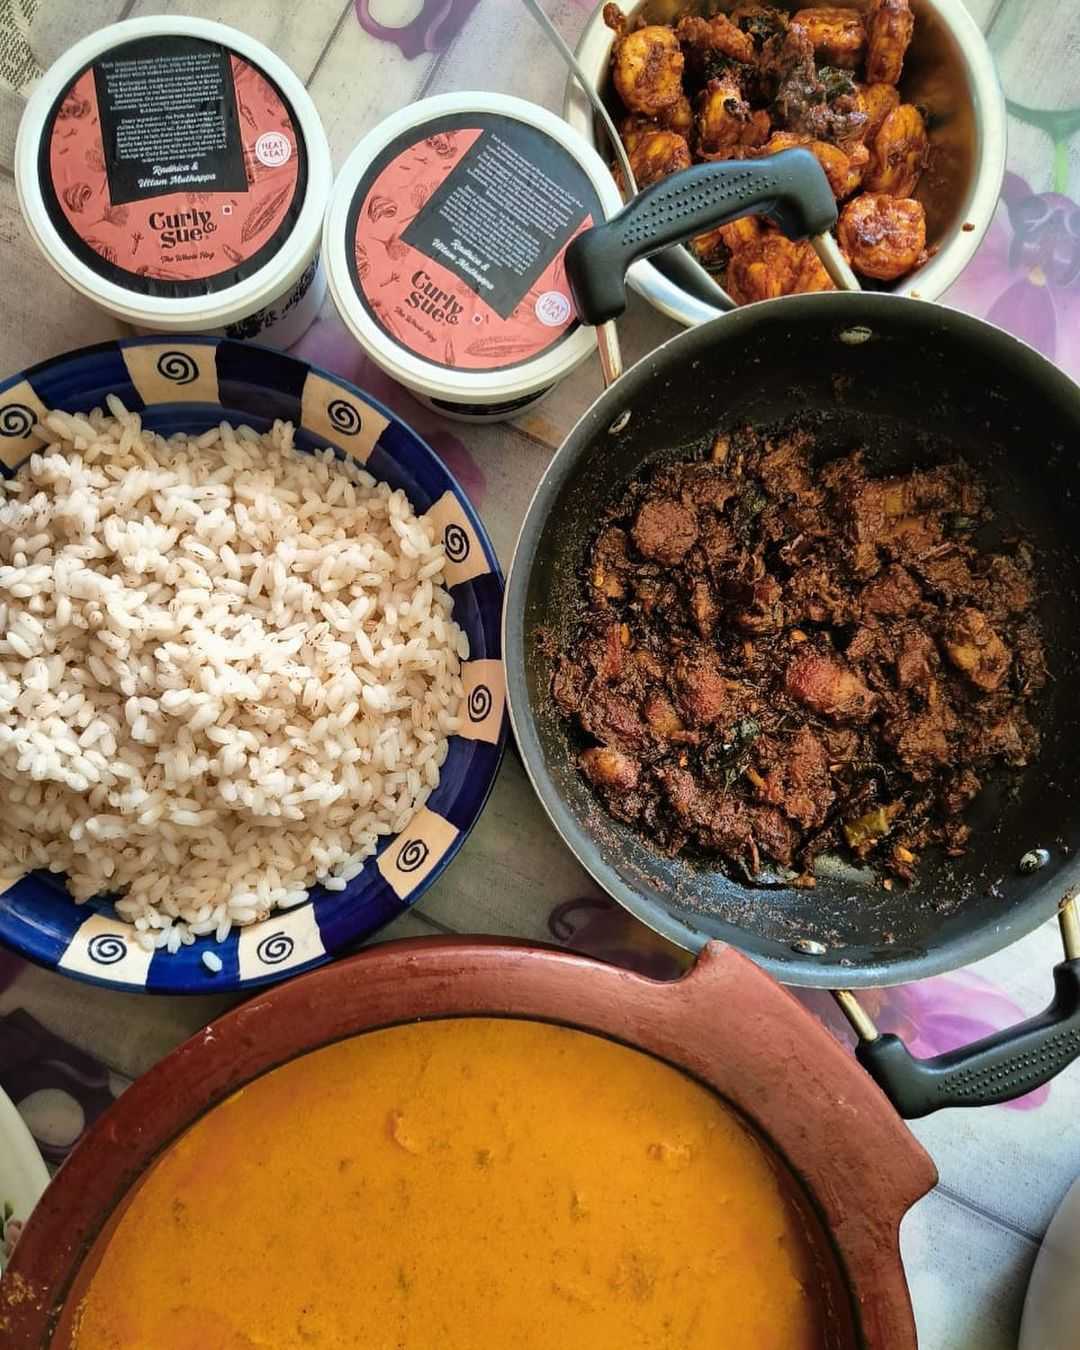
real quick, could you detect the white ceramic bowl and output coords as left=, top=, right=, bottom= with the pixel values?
left=566, top=0, right=1006, bottom=326
left=0, top=1085, right=49, bottom=1277
left=1020, top=1175, right=1080, bottom=1350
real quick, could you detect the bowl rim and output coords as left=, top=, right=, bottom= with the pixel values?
left=564, top=0, right=1008, bottom=326
left=0, top=335, right=507, bottom=995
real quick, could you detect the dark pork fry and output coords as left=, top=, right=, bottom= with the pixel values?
left=551, top=423, right=1044, bottom=881
left=753, top=727, right=835, bottom=828
left=673, top=650, right=749, bottom=725
left=632, top=495, right=699, bottom=563
left=580, top=747, right=640, bottom=792
left=943, top=608, right=1011, bottom=692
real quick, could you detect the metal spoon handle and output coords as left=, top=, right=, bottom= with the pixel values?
left=813, top=231, right=861, bottom=292
left=519, top=0, right=638, bottom=194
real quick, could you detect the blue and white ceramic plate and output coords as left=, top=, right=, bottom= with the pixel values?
left=0, top=337, right=506, bottom=994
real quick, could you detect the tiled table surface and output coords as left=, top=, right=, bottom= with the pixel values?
left=1, top=2, right=1079, bottom=1346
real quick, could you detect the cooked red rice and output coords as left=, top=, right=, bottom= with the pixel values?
left=0, top=399, right=465, bottom=952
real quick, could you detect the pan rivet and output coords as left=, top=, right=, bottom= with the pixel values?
left=1019, top=848, right=1051, bottom=874
left=839, top=325, right=873, bottom=346
left=608, top=410, right=632, bottom=435
left=792, top=938, right=827, bottom=955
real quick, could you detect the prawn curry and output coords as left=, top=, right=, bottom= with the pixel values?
left=69, top=1019, right=832, bottom=1350
left=603, top=0, right=931, bottom=297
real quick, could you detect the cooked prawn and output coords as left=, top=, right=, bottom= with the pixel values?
left=857, top=81, right=901, bottom=141
left=865, top=103, right=928, bottom=197
left=691, top=215, right=765, bottom=270
left=791, top=7, right=866, bottom=69
left=661, top=95, right=695, bottom=139
left=676, top=13, right=756, bottom=66
left=610, top=22, right=686, bottom=115
left=838, top=192, right=926, bottom=279
left=605, top=0, right=930, bottom=302
left=865, top=0, right=914, bottom=84
left=696, top=80, right=771, bottom=153
left=726, top=233, right=836, bottom=303
left=622, top=127, right=693, bottom=189
left=758, top=131, right=868, bottom=200
left=622, top=94, right=695, bottom=145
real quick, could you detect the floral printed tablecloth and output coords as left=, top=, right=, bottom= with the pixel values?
left=1, top=2, right=1079, bottom=1346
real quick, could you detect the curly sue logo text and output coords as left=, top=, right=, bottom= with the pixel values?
left=149, top=208, right=217, bottom=249
left=405, top=270, right=463, bottom=324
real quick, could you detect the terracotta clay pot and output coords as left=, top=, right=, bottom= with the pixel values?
left=1, top=939, right=936, bottom=1347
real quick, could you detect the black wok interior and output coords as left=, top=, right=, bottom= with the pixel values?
left=505, top=295, right=1080, bottom=987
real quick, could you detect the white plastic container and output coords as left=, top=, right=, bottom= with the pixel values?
left=324, top=93, right=624, bottom=421
left=16, top=17, right=332, bottom=348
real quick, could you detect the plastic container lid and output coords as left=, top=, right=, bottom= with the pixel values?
left=15, top=16, right=331, bottom=331
left=323, top=92, right=624, bottom=409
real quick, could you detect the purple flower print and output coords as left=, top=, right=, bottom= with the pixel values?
left=354, top=0, right=482, bottom=59
left=0, top=1009, right=130, bottom=1165
left=354, top=0, right=601, bottom=62
left=945, top=171, right=1080, bottom=379
left=291, top=315, right=488, bottom=508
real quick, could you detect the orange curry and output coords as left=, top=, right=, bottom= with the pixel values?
left=72, top=1018, right=828, bottom=1349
